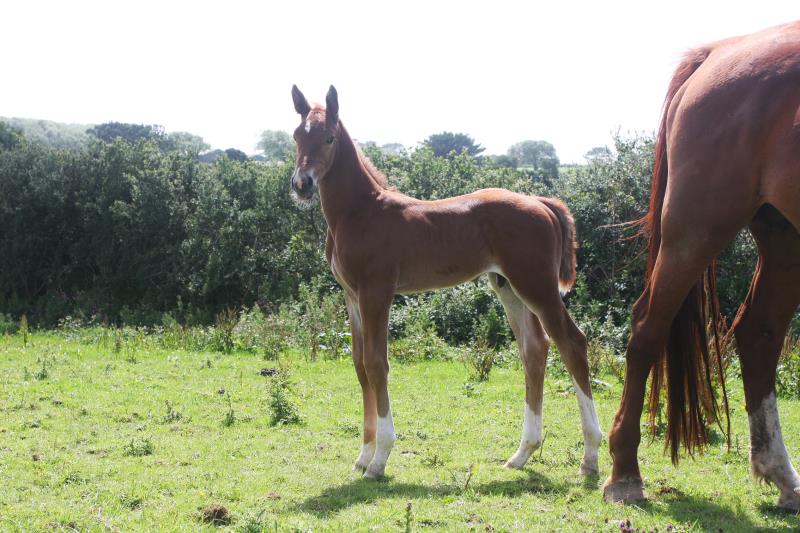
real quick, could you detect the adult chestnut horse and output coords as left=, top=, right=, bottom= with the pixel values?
left=604, top=22, right=800, bottom=510
left=290, top=85, right=602, bottom=479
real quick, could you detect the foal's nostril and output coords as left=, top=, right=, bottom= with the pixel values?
left=303, top=175, right=312, bottom=189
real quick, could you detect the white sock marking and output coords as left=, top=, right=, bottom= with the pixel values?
left=506, top=403, right=542, bottom=468
left=573, top=378, right=602, bottom=473
left=749, top=392, right=800, bottom=503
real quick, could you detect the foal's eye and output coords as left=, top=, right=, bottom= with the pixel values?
left=325, top=135, right=335, bottom=144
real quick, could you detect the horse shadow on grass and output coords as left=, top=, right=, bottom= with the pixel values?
left=296, top=468, right=573, bottom=517
left=619, top=489, right=800, bottom=532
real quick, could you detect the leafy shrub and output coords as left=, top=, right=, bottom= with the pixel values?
left=390, top=304, right=451, bottom=362
left=296, top=276, right=348, bottom=361
left=776, top=339, right=800, bottom=399
left=0, top=313, right=17, bottom=334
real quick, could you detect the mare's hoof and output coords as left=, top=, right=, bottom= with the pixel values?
left=603, top=477, right=646, bottom=503
left=777, top=487, right=800, bottom=512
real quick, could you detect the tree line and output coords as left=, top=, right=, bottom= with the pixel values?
left=0, top=120, right=767, bottom=343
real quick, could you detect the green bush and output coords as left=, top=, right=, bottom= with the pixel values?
left=0, top=313, right=17, bottom=334
left=776, top=341, right=800, bottom=399
left=390, top=304, right=451, bottom=362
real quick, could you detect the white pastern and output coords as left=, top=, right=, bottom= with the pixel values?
left=505, top=403, right=542, bottom=469
left=573, top=378, right=602, bottom=475
left=749, top=392, right=800, bottom=509
left=364, top=411, right=396, bottom=478
left=353, top=440, right=376, bottom=472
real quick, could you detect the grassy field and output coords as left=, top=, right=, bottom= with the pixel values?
left=1, top=332, right=799, bottom=532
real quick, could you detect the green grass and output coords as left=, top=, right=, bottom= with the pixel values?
left=1, top=332, right=799, bottom=532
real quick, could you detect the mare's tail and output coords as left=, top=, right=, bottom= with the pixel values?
left=640, top=47, right=731, bottom=463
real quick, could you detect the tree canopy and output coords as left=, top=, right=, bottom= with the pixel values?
left=423, top=132, right=484, bottom=158
left=507, top=140, right=560, bottom=181
left=257, top=130, right=293, bottom=161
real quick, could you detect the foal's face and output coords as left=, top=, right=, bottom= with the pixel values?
left=290, top=85, right=339, bottom=205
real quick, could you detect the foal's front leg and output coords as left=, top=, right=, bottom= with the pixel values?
left=358, top=288, right=396, bottom=479
left=346, top=292, right=377, bottom=472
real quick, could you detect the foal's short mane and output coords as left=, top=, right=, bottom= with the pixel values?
left=339, top=121, right=390, bottom=190
left=355, top=142, right=390, bottom=190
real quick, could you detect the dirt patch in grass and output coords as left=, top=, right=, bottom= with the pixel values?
left=199, top=504, right=231, bottom=526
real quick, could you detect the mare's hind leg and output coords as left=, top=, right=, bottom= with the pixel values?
left=346, top=291, right=378, bottom=472
left=489, top=273, right=548, bottom=469
left=500, top=273, right=603, bottom=475
left=602, top=224, right=745, bottom=502
left=734, top=209, right=800, bottom=510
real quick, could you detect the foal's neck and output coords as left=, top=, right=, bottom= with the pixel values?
left=318, top=124, right=383, bottom=231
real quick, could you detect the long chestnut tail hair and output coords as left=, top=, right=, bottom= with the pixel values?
left=640, top=48, right=731, bottom=463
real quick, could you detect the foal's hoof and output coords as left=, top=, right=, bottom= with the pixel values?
left=603, top=477, right=646, bottom=503
left=363, top=463, right=386, bottom=480
left=503, top=457, right=527, bottom=470
left=777, top=487, right=800, bottom=512
left=579, top=461, right=599, bottom=476
left=353, top=461, right=368, bottom=473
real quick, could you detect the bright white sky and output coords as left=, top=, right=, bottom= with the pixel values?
left=2, top=1, right=797, bottom=162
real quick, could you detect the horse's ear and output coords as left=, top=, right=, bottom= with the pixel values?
left=326, top=85, right=339, bottom=127
left=292, top=85, right=311, bottom=117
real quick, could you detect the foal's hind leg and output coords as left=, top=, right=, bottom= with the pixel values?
left=346, top=292, right=378, bottom=472
left=490, top=274, right=548, bottom=469
left=501, top=273, right=603, bottom=475
left=734, top=212, right=800, bottom=510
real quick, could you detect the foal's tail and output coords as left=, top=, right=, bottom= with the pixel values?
left=640, top=47, right=731, bottom=464
left=540, top=197, right=577, bottom=294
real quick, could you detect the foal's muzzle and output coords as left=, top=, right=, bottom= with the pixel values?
left=291, top=172, right=315, bottom=199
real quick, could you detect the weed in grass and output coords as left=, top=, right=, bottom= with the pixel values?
left=123, top=437, right=154, bottom=457
left=222, top=395, right=236, bottom=427
left=450, top=463, right=477, bottom=494
left=120, top=493, right=144, bottom=510
left=238, top=510, right=277, bottom=533
left=33, top=359, right=49, bottom=381
left=159, top=400, right=184, bottom=424
left=125, top=350, right=138, bottom=364
left=113, top=328, right=123, bottom=353
left=421, top=453, right=445, bottom=468
left=461, top=341, right=495, bottom=382
left=404, top=501, right=413, bottom=533
left=462, top=382, right=479, bottom=398
left=19, top=314, right=29, bottom=346
left=267, top=370, right=302, bottom=426
left=214, top=308, right=238, bottom=353
left=22, top=366, right=31, bottom=381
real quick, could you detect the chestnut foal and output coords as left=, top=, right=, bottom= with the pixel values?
left=290, top=85, right=601, bottom=479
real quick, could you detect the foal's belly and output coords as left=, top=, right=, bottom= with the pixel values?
left=394, top=258, right=494, bottom=294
